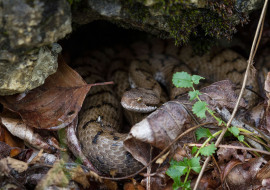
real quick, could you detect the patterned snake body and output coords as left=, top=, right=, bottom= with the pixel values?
left=74, top=40, right=259, bottom=176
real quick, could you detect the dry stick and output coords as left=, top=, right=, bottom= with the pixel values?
left=146, top=146, right=153, bottom=190
left=193, top=1, right=269, bottom=189
left=101, top=123, right=212, bottom=180
left=189, top=144, right=270, bottom=156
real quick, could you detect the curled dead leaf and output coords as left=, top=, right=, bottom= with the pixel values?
left=0, top=157, right=28, bottom=173
left=257, top=160, right=270, bottom=180
left=224, top=158, right=266, bottom=189
left=1, top=113, right=54, bottom=152
left=124, top=80, right=245, bottom=167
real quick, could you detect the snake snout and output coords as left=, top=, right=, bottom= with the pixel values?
left=121, top=88, right=159, bottom=113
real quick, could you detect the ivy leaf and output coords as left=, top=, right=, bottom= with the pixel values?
left=238, top=135, right=244, bottom=142
left=200, top=143, right=217, bottom=156
left=192, top=75, right=205, bottom=84
left=195, top=127, right=212, bottom=141
left=192, top=101, right=208, bottom=119
left=229, top=126, right=240, bottom=137
left=166, top=159, right=188, bottom=190
left=172, top=72, right=193, bottom=88
left=188, top=90, right=201, bottom=101
left=188, top=157, right=201, bottom=173
left=191, top=146, right=198, bottom=154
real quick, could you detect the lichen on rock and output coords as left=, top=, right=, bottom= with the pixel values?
left=0, top=43, right=61, bottom=96
left=0, top=0, right=71, bottom=95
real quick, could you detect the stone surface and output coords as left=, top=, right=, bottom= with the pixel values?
left=0, top=44, right=61, bottom=96
left=0, top=0, right=71, bottom=95
left=72, top=0, right=264, bottom=43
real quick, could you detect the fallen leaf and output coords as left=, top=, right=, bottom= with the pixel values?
left=221, top=159, right=242, bottom=182
left=1, top=113, right=54, bottom=152
left=190, top=171, right=220, bottom=190
left=0, top=123, right=24, bottom=149
left=35, top=160, right=69, bottom=190
left=257, top=160, right=270, bottom=180
left=0, top=157, right=28, bottom=173
left=0, top=57, right=91, bottom=130
left=103, top=179, right=118, bottom=190
left=69, top=165, right=90, bottom=189
left=217, top=142, right=251, bottom=164
left=224, top=157, right=266, bottom=189
left=124, top=182, right=145, bottom=190
left=124, top=80, right=246, bottom=166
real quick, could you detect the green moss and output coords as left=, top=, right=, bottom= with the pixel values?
left=121, top=0, right=150, bottom=24
left=120, top=0, right=249, bottom=46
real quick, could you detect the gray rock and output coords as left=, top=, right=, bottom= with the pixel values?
left=0, top=0, right=71, bottom=95
left=0, top=43, right=61, bottom=96
left=72, top=0, right=264, bottom=43
left=0, top=0, right=71, bottom=52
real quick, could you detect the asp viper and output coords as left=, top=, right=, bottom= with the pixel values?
left=72, top=39, right=260, bottom=177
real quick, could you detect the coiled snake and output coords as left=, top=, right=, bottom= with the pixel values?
left=72, top=39, right=259, bottom=177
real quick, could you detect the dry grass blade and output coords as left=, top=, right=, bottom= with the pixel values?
left=193, top=1, right=269, bottom=189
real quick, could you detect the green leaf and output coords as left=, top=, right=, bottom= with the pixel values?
left=188, top=157, right=201, bottom=173
left=192, top=75, right=205, bottom=84
left=238, top=135, right=244, bottom=142
left=217, top=118, right=223, bottom=126
left=188, top=90, right=201, bottom=101
left=166, top=160, right=188, bottom=190
left=180, top=181, right=191, bottom=190
left=195, top=127, right=212, bottom=141
left=172, top=72, right=193, bottom=88
left=229, top=126, right=240, bottom=137
left=192, top=101, right=208, bottom=119
left=191, top=146, right=198, bottom=154
left=200, top=143, right=217, bottom=156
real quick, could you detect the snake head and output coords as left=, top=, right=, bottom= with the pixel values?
left=121, top=88, right=160, bottom=113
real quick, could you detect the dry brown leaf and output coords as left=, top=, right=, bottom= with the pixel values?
left=221, top=159, right=243, bottom=182
left=103, top=179, right=118, bottom=190
left=124, top=80, right=245, bottom=166
left=0, top=58, right=91, bottom=130
left=69, top=165, right=90, bottom=189
left=1, top=113, right=53, bottom=152
left=124, top=182, right=145, bottom=190
left=190, top=171, right=220, bottom=190
left=257, top=160, right=270, bottom=180
left=0, top=141, right=25, bottom=159
left=0, top=142, right=14, bottom=159
left=35, top=160, right=69, bottom=190
left=224, top=158, right=266, bottom=189
left=0, top=123, right=24, bottom=149
left=0, top=157, right=28, bottom=173
left=141, top=166, right=169, bottom=190
left=217, top=142, right=251, bottom=164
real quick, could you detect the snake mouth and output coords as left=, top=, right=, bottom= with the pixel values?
left=121, top=100, right=157, bottom=113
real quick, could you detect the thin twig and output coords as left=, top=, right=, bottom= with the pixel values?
left=101, top=123, right=212, bottom=180
left=146, top=146, right=153, bottom=190
left=193, top=1, right=269, bottom=189
left=188, top=143, right=270, bottom=155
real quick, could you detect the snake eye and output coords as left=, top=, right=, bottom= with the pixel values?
left=136, top=97, right=142, bottom=102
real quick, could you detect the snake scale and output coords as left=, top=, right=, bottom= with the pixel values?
left=72, top=39, right=259, bottom=177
